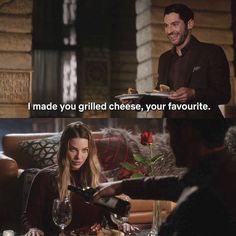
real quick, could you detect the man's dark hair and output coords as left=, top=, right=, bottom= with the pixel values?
left=164, top=4, right=194, bottom=23
left=167, top=119, right=228, bottom=148
left=192, top=119, right=228, bottom=148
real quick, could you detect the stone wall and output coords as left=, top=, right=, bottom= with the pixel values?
left=136, top=0, right=235, bottom=118
left=0, top=0, right=32, bottom=117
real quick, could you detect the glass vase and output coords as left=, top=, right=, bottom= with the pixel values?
left=148, top=200, right=161, bottom=236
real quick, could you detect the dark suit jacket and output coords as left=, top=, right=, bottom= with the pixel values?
left=143, top=36, right=231, bottom=118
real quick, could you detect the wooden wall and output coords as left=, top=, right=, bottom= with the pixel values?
left=136, top=0, right=235, bottom=117
left=2, top=0, right=234, bottom=118
left=79, top=0, right=137, bottom=118
left=0, top=0, right=32, bottom=117
left=79, top=47, right=111, bottom=118
left=0, top=0, right=136, bottom=118
left=110, top=0, right=137, bottom=118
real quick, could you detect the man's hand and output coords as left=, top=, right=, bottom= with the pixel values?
left=25, top=228, right=44, bottom=236
left=169, top=87, right=195, bottom=103
left=93, top=181, right=123, bottom=202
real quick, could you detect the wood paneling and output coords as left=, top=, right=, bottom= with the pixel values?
left=137, top=25, right=233, bottom=46
left=0, top=33, right=31, bottom=52
left=0, top=70, right=32, bottom=103
left=0, top=52, right=31, bottom=70
left=111, top=51, right=136, bottom=94
left=0, top=104, right=30, bottom=118
left=137, top=8, right=231, bottom=30
left=0, top=15, right=32, bottom=33
left=0, top=0, right=32, bottom=14
left=136, top=0, right=231, bottom=14
left=0, top=0, right=32, bottom=117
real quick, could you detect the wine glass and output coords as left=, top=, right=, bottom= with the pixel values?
left=52, top=198, right=72, bottom=235
left=111, top=213, right=128, bottom=235
left=110, top=194, right=130, bottom=236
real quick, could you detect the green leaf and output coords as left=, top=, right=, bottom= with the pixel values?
left=133, top=154, right=146, bottom=163
left=120, top=162, right=138, bottom=171
left=144, top=159, right=152, bottom=165
left=131, top=173, right=145, bottom=178
left=151, top=154, right=164, bottom=164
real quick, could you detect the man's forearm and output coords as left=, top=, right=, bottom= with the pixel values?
left=122, top=176, right=183, bottom=202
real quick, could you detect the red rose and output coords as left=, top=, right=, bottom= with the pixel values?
left=140, top=131, right=153, bottom=145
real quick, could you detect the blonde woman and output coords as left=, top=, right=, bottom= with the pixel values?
left=22, top=122, right=108, bottom=236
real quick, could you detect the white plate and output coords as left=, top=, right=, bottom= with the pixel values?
left=115, top=94, right=145, bottom=100
left=115, top=92, right=170, bottom=100
left=144, top=91, right=170, bottom=98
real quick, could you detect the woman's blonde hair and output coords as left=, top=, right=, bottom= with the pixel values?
left=57, top=121, right=101, bottom=200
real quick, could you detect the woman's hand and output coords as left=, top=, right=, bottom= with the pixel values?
left=25, top=228, right=44, bottom=236
left=70, top=224, right=102, bottom=236
left=90, top=223, right=102, bottom=233
left=122, top=223, right=140, bottom=234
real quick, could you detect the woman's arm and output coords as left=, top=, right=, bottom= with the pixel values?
left=21, top=170, right=49, bottom=234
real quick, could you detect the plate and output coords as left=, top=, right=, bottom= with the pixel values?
left=115, top=92, right=170, bottom=100
left=144, top=91, right=170, bottom=98
left=70, top=228, right=124, bottom=236
left=115, top=94, right=145, bottom=100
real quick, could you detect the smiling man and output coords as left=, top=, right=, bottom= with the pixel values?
left=141, top=4, right=231, bottom=118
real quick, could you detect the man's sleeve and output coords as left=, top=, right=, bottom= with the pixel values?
left=122, top=176, right=183, bottom=202
left=193, top=46, right=231, bottom=104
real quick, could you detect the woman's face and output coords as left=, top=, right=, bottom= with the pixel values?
left=67, top=137, right=89, bottom=170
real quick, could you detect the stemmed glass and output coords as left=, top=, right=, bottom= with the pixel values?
left=110, top=213, right=128, bottom=235
left=52, top=198, right=72, bottom=235
left=110, top=194, right=130, bottom=236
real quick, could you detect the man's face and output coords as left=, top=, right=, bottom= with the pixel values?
left=164, top=12, right=191, bottom=46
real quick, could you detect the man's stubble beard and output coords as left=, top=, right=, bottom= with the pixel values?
left=168, top=24, right=189, bottom=47
left=177, top=27, right=189, bottom=46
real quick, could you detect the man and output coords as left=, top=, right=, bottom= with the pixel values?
left=94, top=120, right=236, bottom=235
left=138, top=4, right=231, bottom=118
